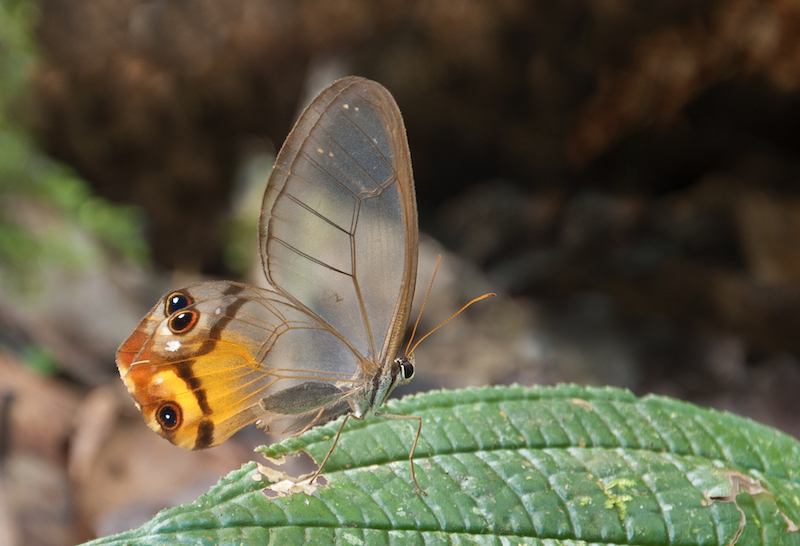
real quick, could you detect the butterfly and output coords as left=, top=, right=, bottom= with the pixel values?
left=117, top=76, right=426, bottom=485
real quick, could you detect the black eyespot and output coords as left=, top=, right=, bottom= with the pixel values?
left=399, top=361, right=414, bottom=380
left=168, top=310, right=198, bottom=334
left=156, top=402, right=182, bottom=431
left=165, top=292, right=193, bottom=316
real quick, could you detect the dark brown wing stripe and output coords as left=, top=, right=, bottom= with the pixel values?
left=173, top=358, right=211, bottom=415
left=200, top=295, right=249, bottom=349
left=222, top=284, right=246, bottom=296
left=194, top=419, right=215, bottom=449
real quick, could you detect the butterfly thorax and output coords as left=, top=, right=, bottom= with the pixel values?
left=351, top=353, right=415, bottom=419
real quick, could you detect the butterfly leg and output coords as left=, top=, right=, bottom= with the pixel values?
left=375, top=412, right=426, bottom=495
left=309, top=413, right=353, bottom=486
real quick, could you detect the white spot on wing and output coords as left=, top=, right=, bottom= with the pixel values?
left=166, top=340, right=181, bottom=352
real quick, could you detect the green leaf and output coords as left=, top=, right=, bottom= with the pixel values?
left=84, top=385, right=800, bottom=545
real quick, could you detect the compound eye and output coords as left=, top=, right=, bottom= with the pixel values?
left=399, top=360, right=415, bottom=381
left=165, top=292, right=193, bottom=316
left=156, top=402, right=182, bottom=431
left=168, top=310, right=198, bottom=334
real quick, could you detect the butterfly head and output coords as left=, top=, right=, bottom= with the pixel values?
left=394, top=354, right=415, bottom=386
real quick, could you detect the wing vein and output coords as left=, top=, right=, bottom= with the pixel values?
left=271, top=237, right=352, bottom=277
left=282, top=189, right=353, bottom=235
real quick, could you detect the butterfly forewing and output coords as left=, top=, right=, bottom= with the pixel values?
left=260, top=77, right=417, bottom=365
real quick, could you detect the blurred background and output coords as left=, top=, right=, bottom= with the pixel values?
left=3, top=0, right=800, bottom=543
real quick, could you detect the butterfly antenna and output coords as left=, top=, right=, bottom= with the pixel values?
left=405, top=255, right=442, bottom=356
left=405, top=255, right=496, bottom=357
left=408, top=292, right=495, bottom=356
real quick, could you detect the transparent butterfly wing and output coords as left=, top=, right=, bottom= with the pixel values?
left=260, top=77, right=418, bottom=368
